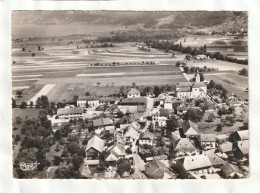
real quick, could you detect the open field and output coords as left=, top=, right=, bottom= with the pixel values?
left=180, top=35, right=248, bottom=60
left=204, top=73, right=248, bottom=100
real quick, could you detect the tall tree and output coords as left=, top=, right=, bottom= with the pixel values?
left=16, top=90, right=23, bottom=98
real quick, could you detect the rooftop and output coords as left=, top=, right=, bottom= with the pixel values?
left=85, top=135, right=105, bottom=153
left=57, top=107, right=84, bottom=115
left=127, top=88, right=140, bottom=95
left=182, top=120, right=199, bottom=136
left=172, top=138, right=196, bottom=152
left=200, top=134, right=216, bottom=142
left=93, top=118, right=113, bottom=127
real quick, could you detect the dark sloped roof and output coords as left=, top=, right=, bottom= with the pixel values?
left=140, top=130, right=155, bottom=140
left=99, top=97, right=117, bottom=102
left=78, top=95, right=99, bottom=101
left=200, top=134, right=216, bottom=142
left=159, top=108, right=170, bottom=117
left=144, top=160, right=171, bottom=179
left=182, top=120, right=199, bottom=135
left=120, top=97, right=146, bottom=105
left=207, top=152, right=226, bottom=166
left=178, top=87, right=191, bottom=92
left=177, top=82, right=193, bottom=88
left=192, top=82, right=207, bottom=88
left=221, top=163, right=242, bottom=177
left=93, top=118, right=113, bottom=127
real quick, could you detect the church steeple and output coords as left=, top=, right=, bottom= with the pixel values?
left=195, top=70, right=200, bottom=82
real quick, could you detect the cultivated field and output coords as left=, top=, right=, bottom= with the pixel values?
left=12, top=41, right=187, bottom=104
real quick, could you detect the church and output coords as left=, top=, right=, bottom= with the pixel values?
left=176, top=71, right=207, bottom=99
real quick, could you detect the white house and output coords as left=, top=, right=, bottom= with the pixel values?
left=172, top=138, right=197, bottom=157
left=77, top=96, right=100, bottom=108
left=57, top=107, right=84, bottom=120
left=151, top=108, right=170, bottom=127
left=200, top=134, right=216, bottom=150
left=127, top=88, right=140, bottom=98
left=139, top=130, right=155, bottom=146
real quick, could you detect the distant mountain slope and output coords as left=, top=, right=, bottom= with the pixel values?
left=12, top=11, right=247, bottom=31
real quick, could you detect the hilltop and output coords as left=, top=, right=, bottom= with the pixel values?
left=12, top=11, right=247, bottom=32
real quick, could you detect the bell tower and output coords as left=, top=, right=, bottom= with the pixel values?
left=195, top=70, right=200, bottom=82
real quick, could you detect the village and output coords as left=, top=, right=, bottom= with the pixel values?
left=12, top=66, right=249, bottom=179
left=10, top=11, right=249, bottom=180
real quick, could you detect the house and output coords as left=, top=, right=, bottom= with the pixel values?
left=228, top=95, right=240, bottom=103
left=85, top=135, right=105, bottom=160
left=233, top=140, right=249, bottom=158
left=230, top=130, right=249, bottom=142
left=77, top=95, right=100, bottom=108
left=87, top=98, right=100, bottom=108
left=221, top=163, right=244, bottom=178
left=151, top=108, right=170, bottom=127
left=218, top=141, right=233, bottom=154
left=180, top=120, right=199, bottom=138
left=159, top=97, right=173, bottom=109
left=206, top=152, right=226, bottom=167
left=93, top=118, right=114, bottom=134
left=77, top=96, right=88, bottom=108
left=216, top=134, right=229, bottom=145
left=176, top=154, right=212, bottom=176
left=177, top=153, right=225, bottom=177
left=124, top=127, right=139, bottom=143
left=176, top=71, right=207, bottom=99
left=99, top=97, right=118, bottom=106
left=200, top=134, right=216, bottom=150
left=194, top=54, right=207, bottom=60
left=172, top=138, right=196, bottom=157
left=177, top=106, right=188, bottom=115
left=57, top=107, right=84, bottom=120
left=171, top=130, right=181, bottom=143
left=144, top=160, right=176, bottom=179
left=172, top=98, right=183, bottom=107
left=117, top=98, right=146, bottom=114
left=105, top=142, right=126, bottom=162
left=104, top=125, right=116, bottom=136
left=127, top=88, right=140, bottom=98
left=114, top=130, right=124, bottom=143
left=139, top=130, right=155, bottom=146
left=128, top=112, right=145, bottom=122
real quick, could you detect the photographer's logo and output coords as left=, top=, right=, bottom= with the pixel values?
left=19, top=162, right=39, bottom=171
